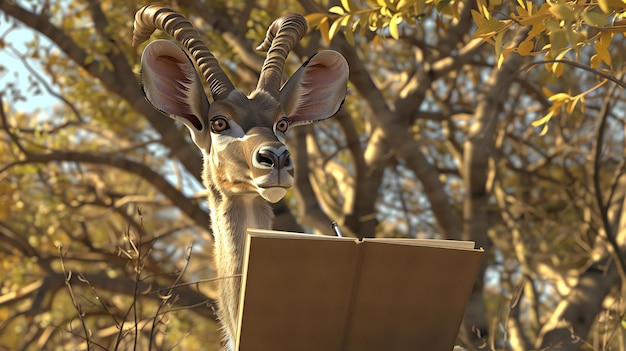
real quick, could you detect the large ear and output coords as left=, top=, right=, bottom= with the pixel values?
left=279, top=50, right=349, bottom=126
left=141, top=40, right=211, bottom=148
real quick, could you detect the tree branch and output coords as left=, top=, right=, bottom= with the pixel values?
left=1, top=150, right=210, bottom=234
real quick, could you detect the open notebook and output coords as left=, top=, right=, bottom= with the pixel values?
left=235, top=229, right=484, bottom=351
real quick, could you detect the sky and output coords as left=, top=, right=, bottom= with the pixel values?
left=0, top=18, right=57, bottom=114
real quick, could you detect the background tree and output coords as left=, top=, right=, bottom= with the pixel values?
left=1, top=0, right=626, bottom=350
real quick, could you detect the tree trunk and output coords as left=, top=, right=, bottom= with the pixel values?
left=461, top=27, right=528, bottom=348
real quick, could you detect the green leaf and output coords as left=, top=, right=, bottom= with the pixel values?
left=581, top=11, right=609, bottom=27
left=548, top=3, right=574, bottom=22
left=548, top=28, right=567, bottom=57
left=471, top=9, right=486, bottom=26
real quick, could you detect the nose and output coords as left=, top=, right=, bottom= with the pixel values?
left=256, top=146, right=291, bottom=170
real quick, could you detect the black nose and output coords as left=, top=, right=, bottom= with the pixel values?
left=257, top=147, right=291, bottom=169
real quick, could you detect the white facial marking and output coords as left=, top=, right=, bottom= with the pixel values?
left=277, top=134, right=286, bottom=144
left=258, top=187, right=288, bottom=203
left=274, top=128, right=286, bottom=144
left=210, top=119, right=246, bottom=152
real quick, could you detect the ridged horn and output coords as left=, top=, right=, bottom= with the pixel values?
left=133, top=4, right=235, bottom=100
left=255, top=13, right=308, bottom=97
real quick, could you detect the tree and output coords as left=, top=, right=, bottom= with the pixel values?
left=1, top=0, right=626, bottom=350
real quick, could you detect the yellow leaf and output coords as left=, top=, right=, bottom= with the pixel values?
left=84, top=54, right=94, bottom=65
left=319, top=17, right=330, bottom=44
left=580, top=96, right=586, bottom=113
left=305, top=13, right=327, bottom=28
left=474, top=18, right=510, bottom=38
left=372, top=33, right=381, bottom=46
left=548, top=93, right=571, bottom=102
left=352, top=16, right=362, bottom=32
left=495, top=30, right=504, bottom=68
left=566, top=96, right=581, bottom=114
left=542, top=87, right=554, bottom=97
left=517, top=39, right=534, bottom=55
left=344, top=26, right=355, bottom=45
left=518, top=13, right=548, bottom=26
left=590, top=53, right=602, bottom=68
left=415, top=0, right=426, bottom=15
left=552, top=61, right=565, bottom=77
left=329, top=6, right=345, bottom=15
left=477, top=0, right=490, bottom=19
left=527, top=1, right=536, bottom=15
left=368, top=11, right=380, bottom=31
left=599, top=0, right=611, bottom=14
left=341, top=0, right=358, bottom=13
left=381, top=6, right=393, bottom=17
left=329, top=18, right=343, bottom=40
left=532, top=110, right=554, bottom=127
left=340, top=14, right=352, bottom=26
left=549, top=48, right=572, bottom=77
left=397, top=0, right=418, bottom=11
left=389, top=13, right=402, bottom=40
left=594, top=38, right=612, bottom=65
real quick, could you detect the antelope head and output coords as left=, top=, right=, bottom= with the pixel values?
left=133, top=5, right=348, bottom=204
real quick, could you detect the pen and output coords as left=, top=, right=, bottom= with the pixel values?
left=331, top=221, right=343, bottom=237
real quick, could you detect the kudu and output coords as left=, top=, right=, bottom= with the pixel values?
left=132, top=5, right=348, bottom=349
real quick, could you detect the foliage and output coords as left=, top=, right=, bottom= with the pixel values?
left=310, top=0, right=626, bottom=135
left=1, top=0, right=626, bottom=350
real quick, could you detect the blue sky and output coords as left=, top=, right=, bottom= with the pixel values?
left=0, top=17, right=57, bottom=114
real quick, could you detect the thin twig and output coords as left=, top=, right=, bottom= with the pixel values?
left=0, top=94, right=27, bottom=155
left=76, top=273, right=121, bottom=329
left=5, top=45, right=85, bottom=122
left=149, top=242, right=193, bottom=350
left=592, top=81, right=626, bottom=283
left=520, top=60, right=626, bottom=89
left=133, top=209, right=142, bottom=351
left=58, top=244, right=92, bottom=351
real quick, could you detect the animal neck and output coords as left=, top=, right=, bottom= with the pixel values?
left=210, top=194, right=274, bottom=268
left=208, top=188, right=274, bottom=346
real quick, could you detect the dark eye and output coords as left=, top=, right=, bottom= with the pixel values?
left=210, top=116, right=230, bottom=133
left=275, top=117, right=290, bottom=133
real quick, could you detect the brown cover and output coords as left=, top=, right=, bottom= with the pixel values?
left=235, top=229, right=483, bottom=351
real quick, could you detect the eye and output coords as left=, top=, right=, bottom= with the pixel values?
left=210, top=116, right=230, bottom=133
left=275, top=117, right=290, bottom=133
